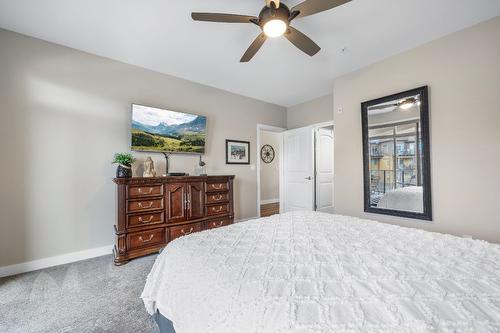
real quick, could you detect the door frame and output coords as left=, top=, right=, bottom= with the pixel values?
left=256, top=124, right=286, bottom=217
left=279, top=121, right=334, bottom=213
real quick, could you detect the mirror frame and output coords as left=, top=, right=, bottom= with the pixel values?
left=361, top=86, right=432, bottom=221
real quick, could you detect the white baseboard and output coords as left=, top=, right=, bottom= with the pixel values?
left=317, top=207, right=335, bottom=214
left=235, top=216, right=259, bottom=223
left=260, top=198, right=279, bottom=205
left=0, top=245, right=113, bottom=278
left=0, top=214, right=271, bottom=278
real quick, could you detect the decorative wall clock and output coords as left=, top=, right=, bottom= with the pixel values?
left=261, top=144, right=275, bottom=163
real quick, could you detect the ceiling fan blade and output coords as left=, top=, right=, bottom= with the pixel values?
left=291, top=0, right=351, bottom=19
left=368, top=103, right=398, bottom=111
left=240, top=33, right=267, bottom=62
left=284, top=26, right=320, bottom=56
left=191, top=13, right=258, bottom=23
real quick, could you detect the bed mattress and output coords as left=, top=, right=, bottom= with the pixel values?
left=142, top=211, right=500, bottom=332
left=377, top=186, right=423, bottom=212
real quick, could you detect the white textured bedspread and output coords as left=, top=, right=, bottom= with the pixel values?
left=141, top=211, right=500, bottom=333
left=377, top=186, right=424, bottom=213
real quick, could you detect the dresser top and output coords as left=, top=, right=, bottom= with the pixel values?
left=113, top=175, right=235, bottom=185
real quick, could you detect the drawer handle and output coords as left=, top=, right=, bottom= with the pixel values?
left=139, top=234, right=154, bottom=243
left=211, top=184, right=223, bottom=190
left=138, top=201, right=154, bottom=209
left=181, top=227, right=194, bottom=235
left=213, top=194, right=223, bottom=201
left=138, top=187, right=154, bottom=194
left=138, top=215, right=154, bottom=223
left=212, top=221, right=224, bottom=227
left=212, top=206, right=223, bottom=213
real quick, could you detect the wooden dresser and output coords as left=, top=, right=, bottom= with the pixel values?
left=113, top=175, right=234, bottom=265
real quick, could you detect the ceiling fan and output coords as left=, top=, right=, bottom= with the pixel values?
left=368, top=97, right=421, bottom=111
left=191, top=0, right=352, bottom=62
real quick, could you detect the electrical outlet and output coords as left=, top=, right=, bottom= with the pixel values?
left=338, top=107, right=343, bottom=114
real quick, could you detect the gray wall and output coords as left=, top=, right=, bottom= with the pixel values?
left=287, top=94, right=333, bottom=129
left=0, top=29, right=286, bottom=267
left=259, top=131, right=280, bottom=202
left=333, top=16, right=500, bottom=243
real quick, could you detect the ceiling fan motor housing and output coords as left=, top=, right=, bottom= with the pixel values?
left=259, top=3, right=291, bottom=29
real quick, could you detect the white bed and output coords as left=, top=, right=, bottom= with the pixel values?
left=142, top=211, right=500, bottom=333
left=377, top=186, right=424, bottom=213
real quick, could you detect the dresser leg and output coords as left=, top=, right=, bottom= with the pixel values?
left=113, top=246, right=129, bottom=266
left=114, top=259, right=130, bottom=266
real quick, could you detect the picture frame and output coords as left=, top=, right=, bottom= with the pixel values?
left=226, top=140, right=250, bottom=165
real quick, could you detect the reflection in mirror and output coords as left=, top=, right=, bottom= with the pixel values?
left=362, top=86, right=432, bottom=220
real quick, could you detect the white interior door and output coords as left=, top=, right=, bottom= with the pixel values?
left=315, top=127, right=334, bottom=213
left=283, top=126, right=314, bottom=212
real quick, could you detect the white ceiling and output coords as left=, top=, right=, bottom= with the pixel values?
left=0, top=0, right=499, bottom=107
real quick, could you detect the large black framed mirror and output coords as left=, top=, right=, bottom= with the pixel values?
left=361, top=86, right=432, bottom=221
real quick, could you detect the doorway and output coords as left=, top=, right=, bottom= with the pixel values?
left=257, top=124, right=285, bottom=217
left=282, top=122, right=334, bottom=213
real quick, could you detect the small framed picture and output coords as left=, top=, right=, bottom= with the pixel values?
left=226, top=140, right=250, bottom=165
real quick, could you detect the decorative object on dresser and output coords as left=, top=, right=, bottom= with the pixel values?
left=226, top=139, right=250, bottom=165
left=260, top=144, right=275, bottom=163
left=112, top=152, right=136, bottom=178
left=143, top=156, right=157, bottom=177
left=113, top=175, right=235, bottom=265
left=161, top=152, right=187, bottom=176
left=194, top=155, right=207, bottom=176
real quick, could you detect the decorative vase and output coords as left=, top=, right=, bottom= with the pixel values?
left=116, top=164, right=132, bottom=178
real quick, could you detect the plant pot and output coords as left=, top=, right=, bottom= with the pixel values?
left=116, top=164, right=132, bottom=178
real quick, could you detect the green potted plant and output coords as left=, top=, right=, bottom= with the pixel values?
left=112, top=152, right=136, bottom=178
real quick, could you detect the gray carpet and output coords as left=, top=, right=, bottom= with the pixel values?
left=0, top=254, right=159, bottom=333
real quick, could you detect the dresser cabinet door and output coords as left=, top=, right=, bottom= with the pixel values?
left=166, top=183, right=187, bottom=223
left=187, top=182, right=204, bottom=220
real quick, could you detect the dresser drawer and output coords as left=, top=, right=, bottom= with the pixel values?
left=206, top=217, right=231, bottom=230
left=127, top=228, right=165, bottom=251
left=206, top=192, right=229, bottom=204
left=127, top=184, right=163, bottom=198
left=127, top=198, right=164, bottom=213
left=206, top=204, right=229, bottom=216
left=169, top=222, right=202, bottom=241
left=127, top=212, right=164, bottom=228
left=206, top=181, right=229, bottom=192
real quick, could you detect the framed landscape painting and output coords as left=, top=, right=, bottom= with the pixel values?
left=226, top=140, right=250, bottom=165
left=131, top=104, right=207, bottom=154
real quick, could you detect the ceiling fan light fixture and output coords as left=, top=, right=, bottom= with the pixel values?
left=400, top=102, right=414, bottom=110
left=191, top=0, right=352, bottom=62
left=263, top=19, right=287, bottom=38
left=399, top=98, right=419, bottom=110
